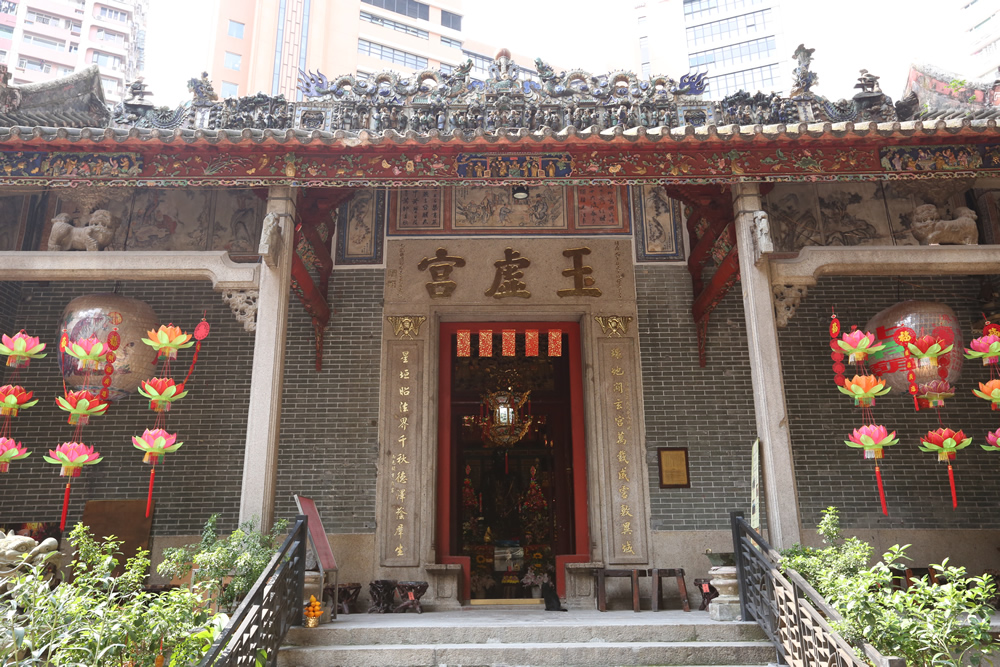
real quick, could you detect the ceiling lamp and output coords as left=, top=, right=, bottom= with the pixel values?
left=480, top=385, right=533, bottom=449
left=512, top=185, right=529, bottom=200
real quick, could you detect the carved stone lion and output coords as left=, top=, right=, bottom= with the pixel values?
left=0, top=530, right=61, bottom=588
left=910, top=204, right=978, bottom=246
left=47, top=209, right=119, bottom=251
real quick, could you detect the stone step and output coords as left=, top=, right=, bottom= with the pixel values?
left=285, top=620, right=768, bottom=646
left=277, top=640, right=776, bottom=667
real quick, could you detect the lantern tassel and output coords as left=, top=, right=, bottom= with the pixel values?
left=60, top=481, right=71, bottom=531
left=875, top=464, right=888, bottom=516
left=948, top=463, right=957, bottom=510
left=146, top=465, right=156, bottom=518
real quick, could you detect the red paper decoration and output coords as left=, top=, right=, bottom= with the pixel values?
left=478, top=330, right=493, bottom=357
left=457, top=330, right=471, bottom=357
left=525, top=330, right=539, bottom=357
left=502, top=330, right=516, bottom=356
left=548, top=329, right=562, bottom=357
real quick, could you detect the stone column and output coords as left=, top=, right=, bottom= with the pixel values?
left=239, top=186, right=297, bottom=530
left=732, top=183, right=801, bottom=548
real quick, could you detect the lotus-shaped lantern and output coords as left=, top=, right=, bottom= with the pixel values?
left=63, top=335, right=107, bottom=371
left=0, top=331, right=46, bottom=368
left=0, top=385, right=38, bottom=417
left=43, top=441, right=102, bottom=477
left=137, top=377, right=188, bottom=412
left=142, top=325, right=194, bottom=360
left=845, top=424, right=898, bottom=459
left=917, top=380, right=955, bottom=408
left=906, top=335, right=953, bottom=366
left=0, top=436, right=29, bottom=472
left=972, top=380, right=1000, bottom=410
left=55, top=390, right=109, bottom=425
left=982, top=428, right=1000, bottom=452
left=965, top=335, right=1000, bottom=366
left=837, top=374, right=891, bottom=407
left=918, top=428, right=972, bottom=462
left=131, top=428, right=183, bottom=464
left=837, top=330, right=884, bottom=363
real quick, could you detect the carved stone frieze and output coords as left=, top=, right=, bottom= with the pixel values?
left=750, top=210, right=774, bottom=265
left=387, top=315, right=427, bottom=340
left=594, top=315, right=633, bottom=337
left=221, top=289, right=259, bottom=332
left=773, top=284, right=808, bottom=328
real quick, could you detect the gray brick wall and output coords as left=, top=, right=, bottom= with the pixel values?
left=636, top=265, right=760, bottom=531
left=273, top=269, right=384, bottom=533
left=0, top=280, right=253, bottom=536
left=780, top=275, right=1000, bottom=531
left=0, top=281, right=21, bottom=344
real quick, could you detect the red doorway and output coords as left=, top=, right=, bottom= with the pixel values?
left=436, top=322, right=590, bottom=600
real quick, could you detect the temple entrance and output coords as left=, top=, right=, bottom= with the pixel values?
left=436, top=322, right=590, bottom=601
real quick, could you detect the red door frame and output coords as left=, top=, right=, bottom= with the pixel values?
left=436, top=321, right=591, bottom=600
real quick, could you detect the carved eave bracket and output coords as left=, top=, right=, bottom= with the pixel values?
left=221, top=289, right=259, bottom=332
left=773, top=284, right=808, bottom=328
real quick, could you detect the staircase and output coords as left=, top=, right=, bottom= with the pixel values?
left=277, top=608, right=775, bottom=667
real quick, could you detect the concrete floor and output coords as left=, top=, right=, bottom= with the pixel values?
left=316, top=608, right=744, bottom=629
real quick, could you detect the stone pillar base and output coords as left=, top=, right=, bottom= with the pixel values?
left=708, top=564, right=741, bottom=621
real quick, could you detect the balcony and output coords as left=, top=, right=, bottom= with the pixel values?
left=17, top=39, right=76, bottom=67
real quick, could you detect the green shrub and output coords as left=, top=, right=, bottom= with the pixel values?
left=157, top=514, right=288, bottom=613
left=782, top=507, right=996, bottom=667
left=0, top=523, right=216, bottom=667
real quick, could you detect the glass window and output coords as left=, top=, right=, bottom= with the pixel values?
left=688, top=35, right=775, bottom=70
left=98, top=6, right=128, bottom=22
left=441, top=36, right=462, bottom=48
left=360, top=11, right=428, bottom=38
left=440, top=62, right=453, bottom=75
left=224, top=51, right=241, bottom=71
left=221, top=81, right=239, bottom=97
left=228, top=20, right=244, bottom=39
left=22, top=33, right=65, bottom=51
left=360, top=0, right=429, bottom=21
left=0, top=25, right=12, bottom=37
left=0, top=2, right=14, bottom=15
left=462, top=50, right=492, bottom=80
left=96, top=28, right=126, bottom=45
left=25, top=10, right=59, bottom=25
left=18, top=57, right=50, bottom=73
left=441, top=9, right=461, bottom=31
left=357, top=39, right=428, bottom=69
left=91, top=51, right=122, bottom=69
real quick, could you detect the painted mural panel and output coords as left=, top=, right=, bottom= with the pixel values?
left=764, top=182, right=925, bottom=251
left=452, top=186, right=566, bottom=230
left=0, top=195, right=27, bottom=251
left=629, top=185, right=684, bottom=262
left=127, top=189, right=211, bottom=251
left=334, top=189, right=386, bottom=265
left=211, top=189, right=266, bottom=254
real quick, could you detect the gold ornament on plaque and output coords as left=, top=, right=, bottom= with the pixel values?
left=387, top=316, right=427, bottom=340
left=595, top=315, right=633, bottom=337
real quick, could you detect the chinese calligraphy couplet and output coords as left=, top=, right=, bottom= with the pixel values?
left=383, top=340, right=422, bottom=566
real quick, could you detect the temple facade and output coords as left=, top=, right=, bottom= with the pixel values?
left=0, top=51, right=999, bottom=609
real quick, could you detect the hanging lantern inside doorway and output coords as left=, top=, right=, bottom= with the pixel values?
left=480, top=387, right=533, bottom=449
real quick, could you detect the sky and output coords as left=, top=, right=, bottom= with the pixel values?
left=145, top=0, right=972, bottom=107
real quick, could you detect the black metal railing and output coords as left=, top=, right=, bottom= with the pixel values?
left=198, top=514, right=308, bottom=667
left=730, top=511, right=905, bottom=667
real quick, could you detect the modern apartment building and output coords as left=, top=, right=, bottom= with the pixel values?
left=207, top=0, right=539, bottom=100
left=0, top=0, right=147, bottom=103
left=634, top=0, right=788, bottom=99
left=963, top=0, right=1000, bottom=79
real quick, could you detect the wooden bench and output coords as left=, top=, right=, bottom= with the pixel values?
left=593, top=567, right=691, bottom=612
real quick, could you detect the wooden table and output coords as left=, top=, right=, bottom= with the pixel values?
left=593, top=567, right=691, bottom=612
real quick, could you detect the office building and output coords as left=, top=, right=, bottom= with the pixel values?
left=635, top=0, right=789, bottom=99
left=207, top=0, right=539, bottom=100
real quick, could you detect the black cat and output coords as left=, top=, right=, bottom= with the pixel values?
left=541, top=581, right=567, bottom=611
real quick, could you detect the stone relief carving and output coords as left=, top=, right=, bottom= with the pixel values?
left=387, top=315, right=427, bottom=340
left=910, top=204, right=979, bottom=245
left=258, top=212, right=283, bottom=268
left=47, top=209, right=119, bottom=251
left=0, top=531, right=60, bottom=590
left=773, top=284, right=808, bottom=328
left=221, top=289, right=259, bottom=332
left=594, top=315, right=633, bottom=337
left=750, top=210, right=774, bottom=265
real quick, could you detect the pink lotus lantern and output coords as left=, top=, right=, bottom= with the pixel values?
left=965, top=335, right=1000, bottom=366
left=917, top=380, right=955, bottom=409
left=0, top=437, right=29, bottom=473
left=43, top=441, right=103, bottom=530
left=844, top=424, right=898, bottom=515
left=0, top=331, right=46, bottom=369
left=137, top=378, right=187, bottom=413
left=918, top=428, right=972, bottom=509
left=836, top=329, right=885, bottom=365
left=62, top=335, right=107, bottom=372
left=0, top=385, right=38, bottom=417
left=982, top=428, right=1000, bottom=452
left=132, top=429, right=183, bottom=517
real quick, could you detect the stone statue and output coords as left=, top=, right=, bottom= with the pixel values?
left=910, top=204, right=979, bottom=245
left=789, top=44, right=818, bottom=99
left=0, top=530, right=61, bottom=589
left=47, top=209, right=119, bottom=251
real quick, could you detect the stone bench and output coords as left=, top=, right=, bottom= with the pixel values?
left=592, top=567, right=691, bottom=612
